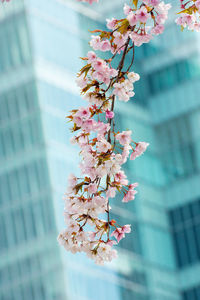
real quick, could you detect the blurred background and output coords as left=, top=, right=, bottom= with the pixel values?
left=0, top=0, right=200, bottom=299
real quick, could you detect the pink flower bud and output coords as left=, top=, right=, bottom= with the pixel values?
left=106, top=110, right=114, bottom=119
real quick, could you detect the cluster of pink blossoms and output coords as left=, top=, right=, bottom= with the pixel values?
left=57, top=0, right=174, bottom=265
left=77, top=0, right=98, bottom=3
left=58, top=124, right=149, bottom=264
left=176, top=0, right=200, bottom=31
left=125, top=1, right=171, bottom=45
left=1, top=0, right=199, bottom=264
left=89, top=1, right=171, bottom=49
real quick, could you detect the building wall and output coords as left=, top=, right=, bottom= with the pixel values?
left=0, top=0, right=199, bottom=300
left=141, top=6, right=200, bottom=299
left=0, top=1, right=66, bottom=299
left=25, top=1, right=181, bottom=299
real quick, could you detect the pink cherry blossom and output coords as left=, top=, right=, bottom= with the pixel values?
left=130, top=32, right=152, bottom=47
left=195, top=0, right=200, bottom=10
left=76, top=74, right=88, bottom=88
left=91, top=58, right=105, bottom=72
left=130, top=142, right=149, bottom=160
left=111, top=225, right=131, bottom=242
left=87, top=183, right=98, bottom=194
left=116, top=130, right=132, bottom=145
left=122, top=183, right=138, bottom=203
left=121, top=145, right=131, bottom=163
left=75, top=107, right=91, bottom=119
left=81, top=119, right=95, bottom=132
left=87, top=51, right=96, bottom=63
left=113, top=81, right=135, bottom=102
left=107, top=240, right=117, bottom=247
left=151, top=24, right=164, bottom=35
left=113, top=31, right=126, bottom=48
left=106, top=110, right=114, bottom=119
left=144, top=0, right=160, bottom=5
left=95, top=121, right=110, bottom=135
left=106, top=186, right=117, bottom=198
left=121, top=224, right=131, bottom=234
left=106, top=18, right=117, bottom=30
left=136, top=7, right=149, bottom=23
left=96, top=136, right=112, bottom=153
left=73, top=115, right=83, bottom=127
left=175, top=14, right=196, bottom=30
left=78, top=0, right=98, bottom=4
left=99, top=40, right=111, bottom=52
left=90, top=35, right=102, bottom=50
left=127, top=12, right=138, bottom=26
left=115, top=171, right=128, bottom=186
left=111, top=228, right=125, bottom=243
left=123, top=4, right=132, bottom=15
left=127, top=72, right=140, bottom=83
left=68, top=174, right=77, bottom=187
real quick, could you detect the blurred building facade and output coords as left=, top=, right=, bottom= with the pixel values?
left=0, top=0, right=199, bottom=300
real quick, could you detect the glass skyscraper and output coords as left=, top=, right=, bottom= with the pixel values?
left=0, top=0, right=199, bottom=300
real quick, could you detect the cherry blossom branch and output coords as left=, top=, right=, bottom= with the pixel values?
left=1, top=0, right=199, bottom=265
left=57, top=0, right=171, bottom=265
left=176, top=0, right=200, bottom=30
left=105, top=37, right=132, bottom=241
left=77, top=0, right=200, bottom=32
left=126, top=44, right=135, bottom=73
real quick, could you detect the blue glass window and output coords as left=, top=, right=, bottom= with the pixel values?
left=156, top=114, right=197, bottom=183
left=0, top=13, right=31, bottom=74
left=169, top=199, right=200, bottom=268
left=148, top=58, right=200, bottom=95
left=182, top=285, right=200, bottom=300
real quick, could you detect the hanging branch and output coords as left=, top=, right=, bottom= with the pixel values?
left=57, top=0, right=172, bottom=265
left=1, top=0, right=199, bottom=265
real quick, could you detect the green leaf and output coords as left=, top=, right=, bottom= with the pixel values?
left=131, top=0, right=138, bottom=8
left=81, top=83, right=95, bottom=94
left=78, top=64, right=91, bottom=77
left=177, top=7, right=194, bottom=15
left=74, top=181, right=85, bottom=194
left=117, top=19, right=129, bottom=34
left=71, top=123, right=81, bottom=133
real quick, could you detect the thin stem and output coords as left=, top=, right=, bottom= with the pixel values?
left=106, top=36, right=132, bottom=241
left=126, top=43, right=135, bottom=73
